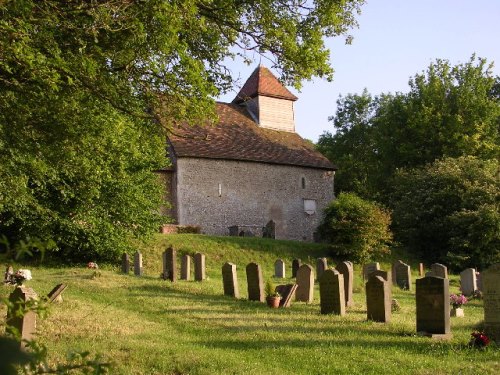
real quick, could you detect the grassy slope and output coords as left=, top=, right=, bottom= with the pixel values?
left=0, top=234, right=498, bottom=374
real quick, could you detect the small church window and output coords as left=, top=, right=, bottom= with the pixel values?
left=304, top=199, right=316, bottom=215
left=301, top=177, right=306, bottom=189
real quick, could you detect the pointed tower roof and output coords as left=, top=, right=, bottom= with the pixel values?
left=232, top=66, right=298, bottom=104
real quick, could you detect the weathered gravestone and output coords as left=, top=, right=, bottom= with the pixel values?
left=134, top=251, right=143, bottom=276
left=419, top=263, right=425, bottom=277
left=121, top=253, right=130, bottom=274
left=7, top=286, right=38, bottom=349
left=162, top=246, right=177, bottom=282
left=416, top=276, right=451, bottom=339
left=4, top=265, right=13, bottom=283
left=275, top=284, right=298, bottom=308
left=274, top=259, right=285, bottom=278
left=316, top=258, right=328, bottom=281
left=296, top=264, right=314, bottom=303
left=246, top=262, right=264, bottom=302
left=430, top=263, right=448, bottom=279
left=222, top=262, right=239, bottom=298
left=292, top=259, right=302, bottom=278
left=263, top=220, right=276, bottom=239
left=371, top=270, right=391, bottom=286
left=366, top=275, right=391, bottom=323
left=180, top=254, right=192, bottom=280
left=363, top=262, right=380, bottom=280
left=194, top=253, right=206, bottom=281
left=319, top=269, right=345, bottom=315
left=476, top=272, right=482, bottom=291
left=460, top=268, right=477, bottom=296
left=395, top=261, right=412, bottom=291
left=336, top=261, right=354, bottom=307
left=46, top=284, right=67, bottom=303
left=483, top=263, right=500, bottom=342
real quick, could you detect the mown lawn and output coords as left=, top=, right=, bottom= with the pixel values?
left=1, top=234, right=498, bottom=374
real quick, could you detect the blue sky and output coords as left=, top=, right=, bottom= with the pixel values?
left=218, top=0, right=500, bottom=142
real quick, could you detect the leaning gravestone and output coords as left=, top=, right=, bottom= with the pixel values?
left=316, top=258, right=328, bottom=281
left=296, top=264, right=314, bottom=303
left=319, top=269, right=345, bottom=315
left=336, top=261, right=354, bottom=307
left=274, top=259, right=285, bottom=278
left=46, top=283, right=67, bottom=303
left=134, top=251, right=143, bottom=276
left=363, top=262, right=380, bottom=280
left=7, top=286, right=38, bottom=349
left=275, top=284, right=298, bottom=308
left=395, top=261, right=412, bottom=291
left=366, top=275, right=391, bottom=323
left=222, top=262, right=239, bottom=298
left=483, top=263, right=500, bottom=342
left=180, top=254, right=192, bottom=280
left=416, top=276, right=451, bottom=339
left=163, top=246, right=177, bottom=282
left=121, top=253, right=130, bottom=274
left=292, top=259, right=302, bottom=278
left=430, top=263, right=448, bottom=279
left=246, top=262, right=264, bottom=302
left=194, top=253, right=206, bottom=281
left=460, top=268, right=477, bottom=296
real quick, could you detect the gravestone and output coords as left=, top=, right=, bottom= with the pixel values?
left=395, top=261, right=412, bottom=291
left=483, top=263, right=500, bottom=342
left=246, top=262, right=264, bottom=302
left=336, top=261, right=354, bottom=307
left=295, top=264, right=314, bottom=303
left=430, top=263, right=448, bottom=279
left=366, top=275, right=391, bottom=323
left=46, top=284, right=67, bottom=303
left=222, top=262, right=239, bottom=298
left=419, top=263, right=425, bottom=277
left=460, top=268, right=477, bottom=296
left=194, top=253, right=206, bottom=281
left=292, top=259, right=302, bottom=278
left=316, top=258, right=328, bottom=281
left=476, top=272, right=482, bottom=291
left=180, top=254, right=191, bottom=280
left=274, top=259, right=285, bottom=278
left=319, top=269, right=345, bottom=315
left=416, top=276, right=451, bottom=339
left=371, top=270, right=391, bottom=286
left=134, top=251, right=143, bottom=276
left=262, top=220, right=276, bottom=239
left=363, top=262, right=380, bottom=280
left=275, top=284, right=298, bottom=308
left=162, top=246, right=177, bottom=282
left=4, top=265, right=13, bottom=283
left=7, top=286, right=38, bottom=349
left=121, top=253, right=130, bottom=274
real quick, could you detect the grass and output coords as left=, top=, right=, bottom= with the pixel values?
left=1, top=234, right=498, bottom=374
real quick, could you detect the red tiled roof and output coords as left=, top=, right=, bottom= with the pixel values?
left=233, top=66, right=298, bottom=104
left=168, top=103, right=336, bottom=170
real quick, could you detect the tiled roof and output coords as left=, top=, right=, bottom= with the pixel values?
left=168, top=103, right=336, bottom=170
left=233, top=66, right=298, bottom=104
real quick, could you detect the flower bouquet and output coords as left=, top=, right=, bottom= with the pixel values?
left=469, top=332, right=490, bottom=349
left=449, top=294, right=467, bottom=317
left=88, top=262, right=101, bottom=279
left=5, top=269, right=32, bottom=286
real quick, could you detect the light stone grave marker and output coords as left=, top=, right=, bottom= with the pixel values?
left=274, top=259, right=285, bottom=278
left=180, top=254, right=191, bottom=280
left=460, top=268, right=477, bottom=296
left=295, top=264, right=314, bottom=303
left=319, top=269, right=345, bottom=315
left=430, top=263, right=448, bottom=279
left=416, top=276, right=451, bottom=339
left=194, top=253, right=206, bottom=281
left=7, top=286, right=38, bottom=349
left=316, top=257, right=328, bottom=281
left=419, top=263, right=425, bottom=277
left=336, top=261, right=354, bottom=307
left=134, top=251, right=143, bottom=276
left=483, top=263, right=500, bottom=342
left=246, top=262, right=264, bottom=302
left=222, top=262, right=239, bottom=298
left=366, top=275, right=391, bottom=323
left=292, top=259, right=302, bottom=278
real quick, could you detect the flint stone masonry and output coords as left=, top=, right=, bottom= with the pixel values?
left=395, top=261, right=412, bottom=291
left=246, top=262, right=264, bottom=302
left=121, top=253, right=130, bottom=274
left=430, top=263, right=448, bottom=279
left=296, top=264, right=314, bottom=303
left=363, top=263, right=380, bottom=280
left=460, top=268, right=477, bottom=296
left=483, top=263, right=500, bottom=342
left=292, top=259, right=302, bottom=278
left=222, top=262, right=239, bottom=298
left=181, top=254, right=192, bottom=280
left=319, top=269, right=345, bottom=315
left=7, top=286, right=38, bottom=349
left=416, top=276, right=451, bottom=338
left=194, top=253, right=206, bottom=281
left=336, top=261, right=354, bottom=307
left=274, top=259, right=285, bottom=278
left=134, top=251, right=143, bottom=276
left=316, top=258, right=328, bottom=281
left=163, top=247, right=177, bottom=282
left=366, top=275, right=391, bottom=323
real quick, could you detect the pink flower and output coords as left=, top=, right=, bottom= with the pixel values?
left=87, top=262, right=98, bottom=269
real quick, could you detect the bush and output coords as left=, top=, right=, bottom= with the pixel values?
left=318, top=192, right=392, bottom=263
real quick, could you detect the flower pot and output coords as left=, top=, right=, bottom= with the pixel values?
left=266, top=296, right=281, bottom=308
left=451, top=307, right=464, bottom=317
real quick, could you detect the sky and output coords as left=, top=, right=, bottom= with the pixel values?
left=217, top=0, right=500, bottom=142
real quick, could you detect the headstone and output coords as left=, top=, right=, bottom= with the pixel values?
left=460, top=268, right=477, bottom=296
left=483, top=263, right=500, bottom=342
left=430, top=263, right=448, bottom=279
left=292, top=259, right=302, bottom=278
left=263, top=220, right=276, bottom=239
left=162, top=246, right=177, bottom=282
left=275, top=284, right=298, bottom=308
left=319, top=269, right=345, bottom=315
left=476, top=272, right=482, bottom=291
left=194, top=253, right=206, bottom=281
left=296, top=264, right=314, bottom=303
left=371, top=270, right=391, bottom=286
left=121, top=253, right=130, bottom=274
left=395, top=261, right=412, bottom=291
left=419, top=263, right=425, bottom=277
left=180, top=254, right=191, bottom=280
left=134, top=251, right=143, bottom=276
left=4, top=265, right=13, bottom=283
left=366, top=275, right=391, bottom=323
left=416, top=276, right=451, bottom=339
left=316, top=258, right=328, bottom=281
left=363, top=262, right=380, bottom=280
left=336, top=261, right=354, bottom=307
left=246, top=262, right=264, bottom=302
left=274, top=259, right=285, bottom=278
left=222, top=262, right=239, bottom=298
left=7, top=286, right=38, bottom=349
left=46, top=284, right=67, bottom=303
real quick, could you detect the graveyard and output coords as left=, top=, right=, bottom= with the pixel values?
left=1, top=233, right=498, bottom=374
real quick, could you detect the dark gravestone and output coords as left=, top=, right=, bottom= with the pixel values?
left=395, top=261, right=412, bottom=291
left=46, top=284, right=67, bottom=303
left=316, top=258, right=328, bottom=281
left=336, top=261, right=354, bottom=307
left=228, top=226, right=239, bottom=237
left=263, top=220, right=276, bottom=239
left=430, top=263, right=448, bottom=279
left=363, top=262, right=380, bottom=280
left=371, top=270, right=390, bottom=283
left=180, top=254, right=192, bottom=280
left=121, top=253, right=130, bottom=274
left=292, top=259, right=302, bottom=278
left=134, top=251, right=143, bottom=276
left=194, top=253, right=206, bottom=281
left=296, top=264, right=314, bottom=303
left=222, top=262, right=239, bottom=298
left=366, top=275, right=391, bottom=323
left=319, top=269, right=345, bottom=315
left=416, top=276, right=451, bottom=339
left=274, top=259, right=285, bottom=278
left=7, top=286, right=38, bottom=349
left=483, top=263, right=500, bottom=342
left=163, top=246, right=177, bottom=282
left=246, top=262, right=264, bottom=302
left=275, top=284, right=298, bottom=308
